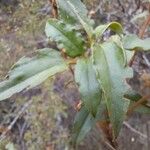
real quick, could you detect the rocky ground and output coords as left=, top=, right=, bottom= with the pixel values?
left=0, top=0, right=150, bottom=150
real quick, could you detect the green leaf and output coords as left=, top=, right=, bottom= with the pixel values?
left=56, top=0, right=93, bottom=26
left=56, top=0, right=76, bottom=24
left=94, top=22, right=123, bottom=39
left=92, top=42, right=133, bottom=139
left=123, top=34, right=150, bottom=51
left=56, top=0, right=90, bottom=25
left=0, top=48, right=68, bottom=101
left=66, top=0, right=93, bottom=38
left=72, top=106, right=95, bottom=145
left=124, top=89, right=142, bottom=102
left=72, top=100, right=109, bottom=145
left=75, top=58, right=102, bottom=116
left=95, top=100, right=108, bottom=122
left=109, top=35, right=135, bottom=66
left=45, top=19, right=85, bottom=57
left=57, top=0, right=94, bottom=38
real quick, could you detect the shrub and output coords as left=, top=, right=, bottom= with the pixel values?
left=0, top=0, right=150, bottom=147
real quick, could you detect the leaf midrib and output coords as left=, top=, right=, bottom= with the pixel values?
left=48, top=21, right=84, bottom=52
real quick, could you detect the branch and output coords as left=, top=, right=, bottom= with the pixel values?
left=123, top=122, right=147, bottom=139
left=127, top=95, right=150, bottom=115
left=49, top=0, right=58, bottom=18
left=139, top=14, right=150, bottom=38
left=0, top=100, right=32, bottom=142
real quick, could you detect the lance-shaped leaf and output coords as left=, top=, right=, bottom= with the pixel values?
left=0, top=48, right=68, bottom=101
left=45, top=19, right=85, bottom=57
left=72, top=101, right=107, bottom=145
left=66, top=0, right=93, bottom=38
left=75, top=58, right=102, bottom=116
left=56, top=0, right=94, bottom=31
left=94, top=22, right=123, bottom=39
left=72, top=106, right=96, bottom=145
left=56, top=0, right=84, bottom=24
left=123, top=34, right=150, bottom=51
left=92, top=42, right=133, bottom=139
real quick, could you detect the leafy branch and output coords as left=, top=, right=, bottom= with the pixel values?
left=0, top=0, right=150, bottom=148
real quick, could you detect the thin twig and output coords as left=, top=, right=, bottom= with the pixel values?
left=139, top=14, right=150, bottom=38
left=0, top=100, right=32, bottom=142
left=142, top=54, right=150, bottom=68
left=127, top=95, right=150, bottom=115
left=104, top=141, right=117, bottom=150
left=123, top=122, right=147, bottom=139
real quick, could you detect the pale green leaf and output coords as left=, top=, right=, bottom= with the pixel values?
left=92, top=42, right=133, bottom=138
left=0, top=48, right=68, bottom=101
left=45, top=19, right=85, bottom=57
left=94, top=22, right=123, bottom=39
left=123, top=34, right=150, bottom=51
left=75, top=58, right=102, bottom=116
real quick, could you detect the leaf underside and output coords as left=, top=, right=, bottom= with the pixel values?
left=123, top=34, right=150, bottom=51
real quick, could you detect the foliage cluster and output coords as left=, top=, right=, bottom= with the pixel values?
left=0, top=0, right=150, bottom=147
